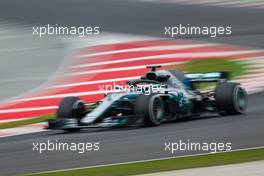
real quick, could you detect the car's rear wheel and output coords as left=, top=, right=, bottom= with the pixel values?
left=215, top=82, right=248, bottom=115
left=57, top=96, right=86, bottom=132
left=135, top=94, right=165, bottom=126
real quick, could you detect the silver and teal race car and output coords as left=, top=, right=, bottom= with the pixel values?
left=47, top=65, right=248, bottom=132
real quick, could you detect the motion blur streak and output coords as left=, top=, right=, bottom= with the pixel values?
left=0, top=39, right=263, bottom=121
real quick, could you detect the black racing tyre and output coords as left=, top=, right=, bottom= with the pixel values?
left=57, top=96, right=86, bottom=119
left=215, top=82, right=248, bottom=115
left=135, top=94, right=165, bottom=126
left=57, top=97, right=86, bottom=132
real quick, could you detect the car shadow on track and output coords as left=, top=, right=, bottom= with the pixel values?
left=47, top=113, right=236, bottom=136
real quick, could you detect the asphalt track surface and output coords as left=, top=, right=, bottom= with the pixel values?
left=0, top=93, right=263, bottom=175
left=0, top=0, right=263, bottom=175
left=0, top=0, right=264, bottom=48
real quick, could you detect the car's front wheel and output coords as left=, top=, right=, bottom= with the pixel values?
left=57, top=96, right=86, bottom=132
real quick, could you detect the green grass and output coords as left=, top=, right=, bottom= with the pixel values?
left=182, top=58, right=246, bottom=90
left=0, top=114, right=54, bottom=129
left=25, top=148, right=264, bottom=176
left=184, top=58, right=246, bottom=79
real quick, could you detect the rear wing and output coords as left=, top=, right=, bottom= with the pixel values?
left=185, top=72, right=229, bottom=83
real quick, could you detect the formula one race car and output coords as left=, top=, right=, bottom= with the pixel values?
left=47, top=65, right=248, bottom=132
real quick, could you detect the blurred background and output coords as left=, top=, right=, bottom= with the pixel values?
left=0, top=0, right=263, bottom=175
